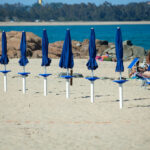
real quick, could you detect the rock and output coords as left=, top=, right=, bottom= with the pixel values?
left=96, top=39, right=108, bottom=45
left=82, top=39, right=89, bottom=45
left=0, top=31, right=147, bottom=60
left=32, top=50, right=42, bottom=58
left=146, top=50, right=150, bottom=55
left=80, top=45, right=88, bottom=54
left=0, top=31, right=42, bottom=58
left=7, top=50, right=20, bottom=58
left=123, top=40, right=133, bottom=46
left=96, top=45, right=109, bottom=56
left=104, top=43, right=146, bottom=62
left=131, top=46, right=145, bottom=61
left=79, top=39, right=109, bottom=58
left=48, top=41, right=63, bottom=58
left=109, top=43, right=115, bottom=49
left=76, top=42, right=81, bottom=47
left=104, top=48, right=116, bottom=56
left=123, top=45, right=133, bottom=60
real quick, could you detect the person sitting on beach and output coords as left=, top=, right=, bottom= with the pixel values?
left=101, top=52, right=109, bottom=60
left=133, top=53, right=150, bottom=78
left=141, top=52, right=150, bottom=78
left=129, top=61, right=140, bottom=78
left=129, top=60, right=146, bottom=78
left=96, top=52, right=111, bottom=61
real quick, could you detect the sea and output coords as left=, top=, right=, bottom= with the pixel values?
left=0, top=24, right=150, bottom=50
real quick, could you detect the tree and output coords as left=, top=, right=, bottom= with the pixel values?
left=0, top=2, right=149, bottom=21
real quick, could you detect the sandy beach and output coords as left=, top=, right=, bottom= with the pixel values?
left=0, top=21, right=150, bottom=26
left=0, top=59, right=150, bottom=150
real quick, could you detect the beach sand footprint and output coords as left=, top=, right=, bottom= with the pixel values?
left=129, top=105, right=150, bottom=108
left=115, top=99, right=129, bottom=102
left=95, top=95, right=102, bottom=97
left=134, top=98, right=149, bottom=101
left=136, top=105, right=150, bottom=108
left=81, top=96, right=90, bottom=98
left=18, top=89, right=28, bottom=91
left=35, top=92, right=40, bottom=94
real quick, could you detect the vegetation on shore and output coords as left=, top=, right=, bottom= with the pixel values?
left=0, top=1, right=150, bottom=22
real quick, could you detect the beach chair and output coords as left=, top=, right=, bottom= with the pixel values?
left=135, top=73, right=150, bottom=88
left=128, top=58, right=150, bottom=88
left=144, top=78, right=150, bottom=88
left=128, top=57, right=139, bottom=69
left=128, top=57, right=139, bottom=77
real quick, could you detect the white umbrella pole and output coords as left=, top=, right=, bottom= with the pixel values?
left=66, top=69, right=69, bottom=99
left=4, top=65, right=7, bottom=92
left=91, top=81, right=94, bottom=103
left=119, top=83, right=123, bottom=109
left=119, top=72, right=123, bottom=109
left=23, top=76, right=26, bottom=94
left=44, top=66, right=47, bottom=74
left=44, top=77, right=47, bottom=96
left=23, top=66, right=26, bottom=94
left=91, top=70, right=94, bottom=77
left=44, top=66, right=47, bottom=96
left=91, top=70, right=94, bottom=103
left=120, top=72, right=122, bottom=80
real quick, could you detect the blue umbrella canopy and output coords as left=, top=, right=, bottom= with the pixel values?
left=86, top=28, right=98, bottom=70
left=59, top=29, right=74, bottom=69
left=19, top=31, right=29, bottom=66
left=41, top=29, right=51, bottom=66
left=0, top=31, right=9, bottom=65
left=115, top=27, right=124, bottom=72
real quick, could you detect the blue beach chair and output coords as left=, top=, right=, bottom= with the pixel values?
left=128, top=57, right=140, bottom=79
left=128, top=57, right=139, bottom=70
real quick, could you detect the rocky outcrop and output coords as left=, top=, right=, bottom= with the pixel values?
left=0, top=31, right=42, bottom=58
left=104, top=40, right=146, bottom=62
left=0, top=32, right=148, bottom=61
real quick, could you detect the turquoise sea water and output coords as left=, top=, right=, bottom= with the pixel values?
left=0, top=24, right=150, bottom=50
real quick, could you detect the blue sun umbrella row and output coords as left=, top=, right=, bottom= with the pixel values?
left=0, top=28, right=105, bottom=69
left=0, top=28, right=126, bottom=106
left=0, top=28, right=99, bottom=76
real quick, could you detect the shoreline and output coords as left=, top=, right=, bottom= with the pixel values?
left=0, top=21, right=150, bottom=26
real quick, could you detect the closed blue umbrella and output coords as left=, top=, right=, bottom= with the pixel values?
left=115, top=27, right=124, bottom=75
left=114, top=27, right=127, bottom=109
left=86, top=28, right=98, bottom=72
left=39, top=29, right=52, bottom=96
left=19, top=31, right=29, bottom=67
left=41, top=29, right=51, bottom=67
left=59, top=29, right=74, bottom=69
left=85, top=28, right=99, bottom=103
left=0, top=31, right=9, bottom=65
left=18, top=31, right=30, bottom=94
left=0, top=31, right=10, bottom=92
left=59, top=29, right=74, bottom=99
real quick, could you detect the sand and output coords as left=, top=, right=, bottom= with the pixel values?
left=0, top=21, right=150, bottom=26
left=0, top=59, right=150, bottom=150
